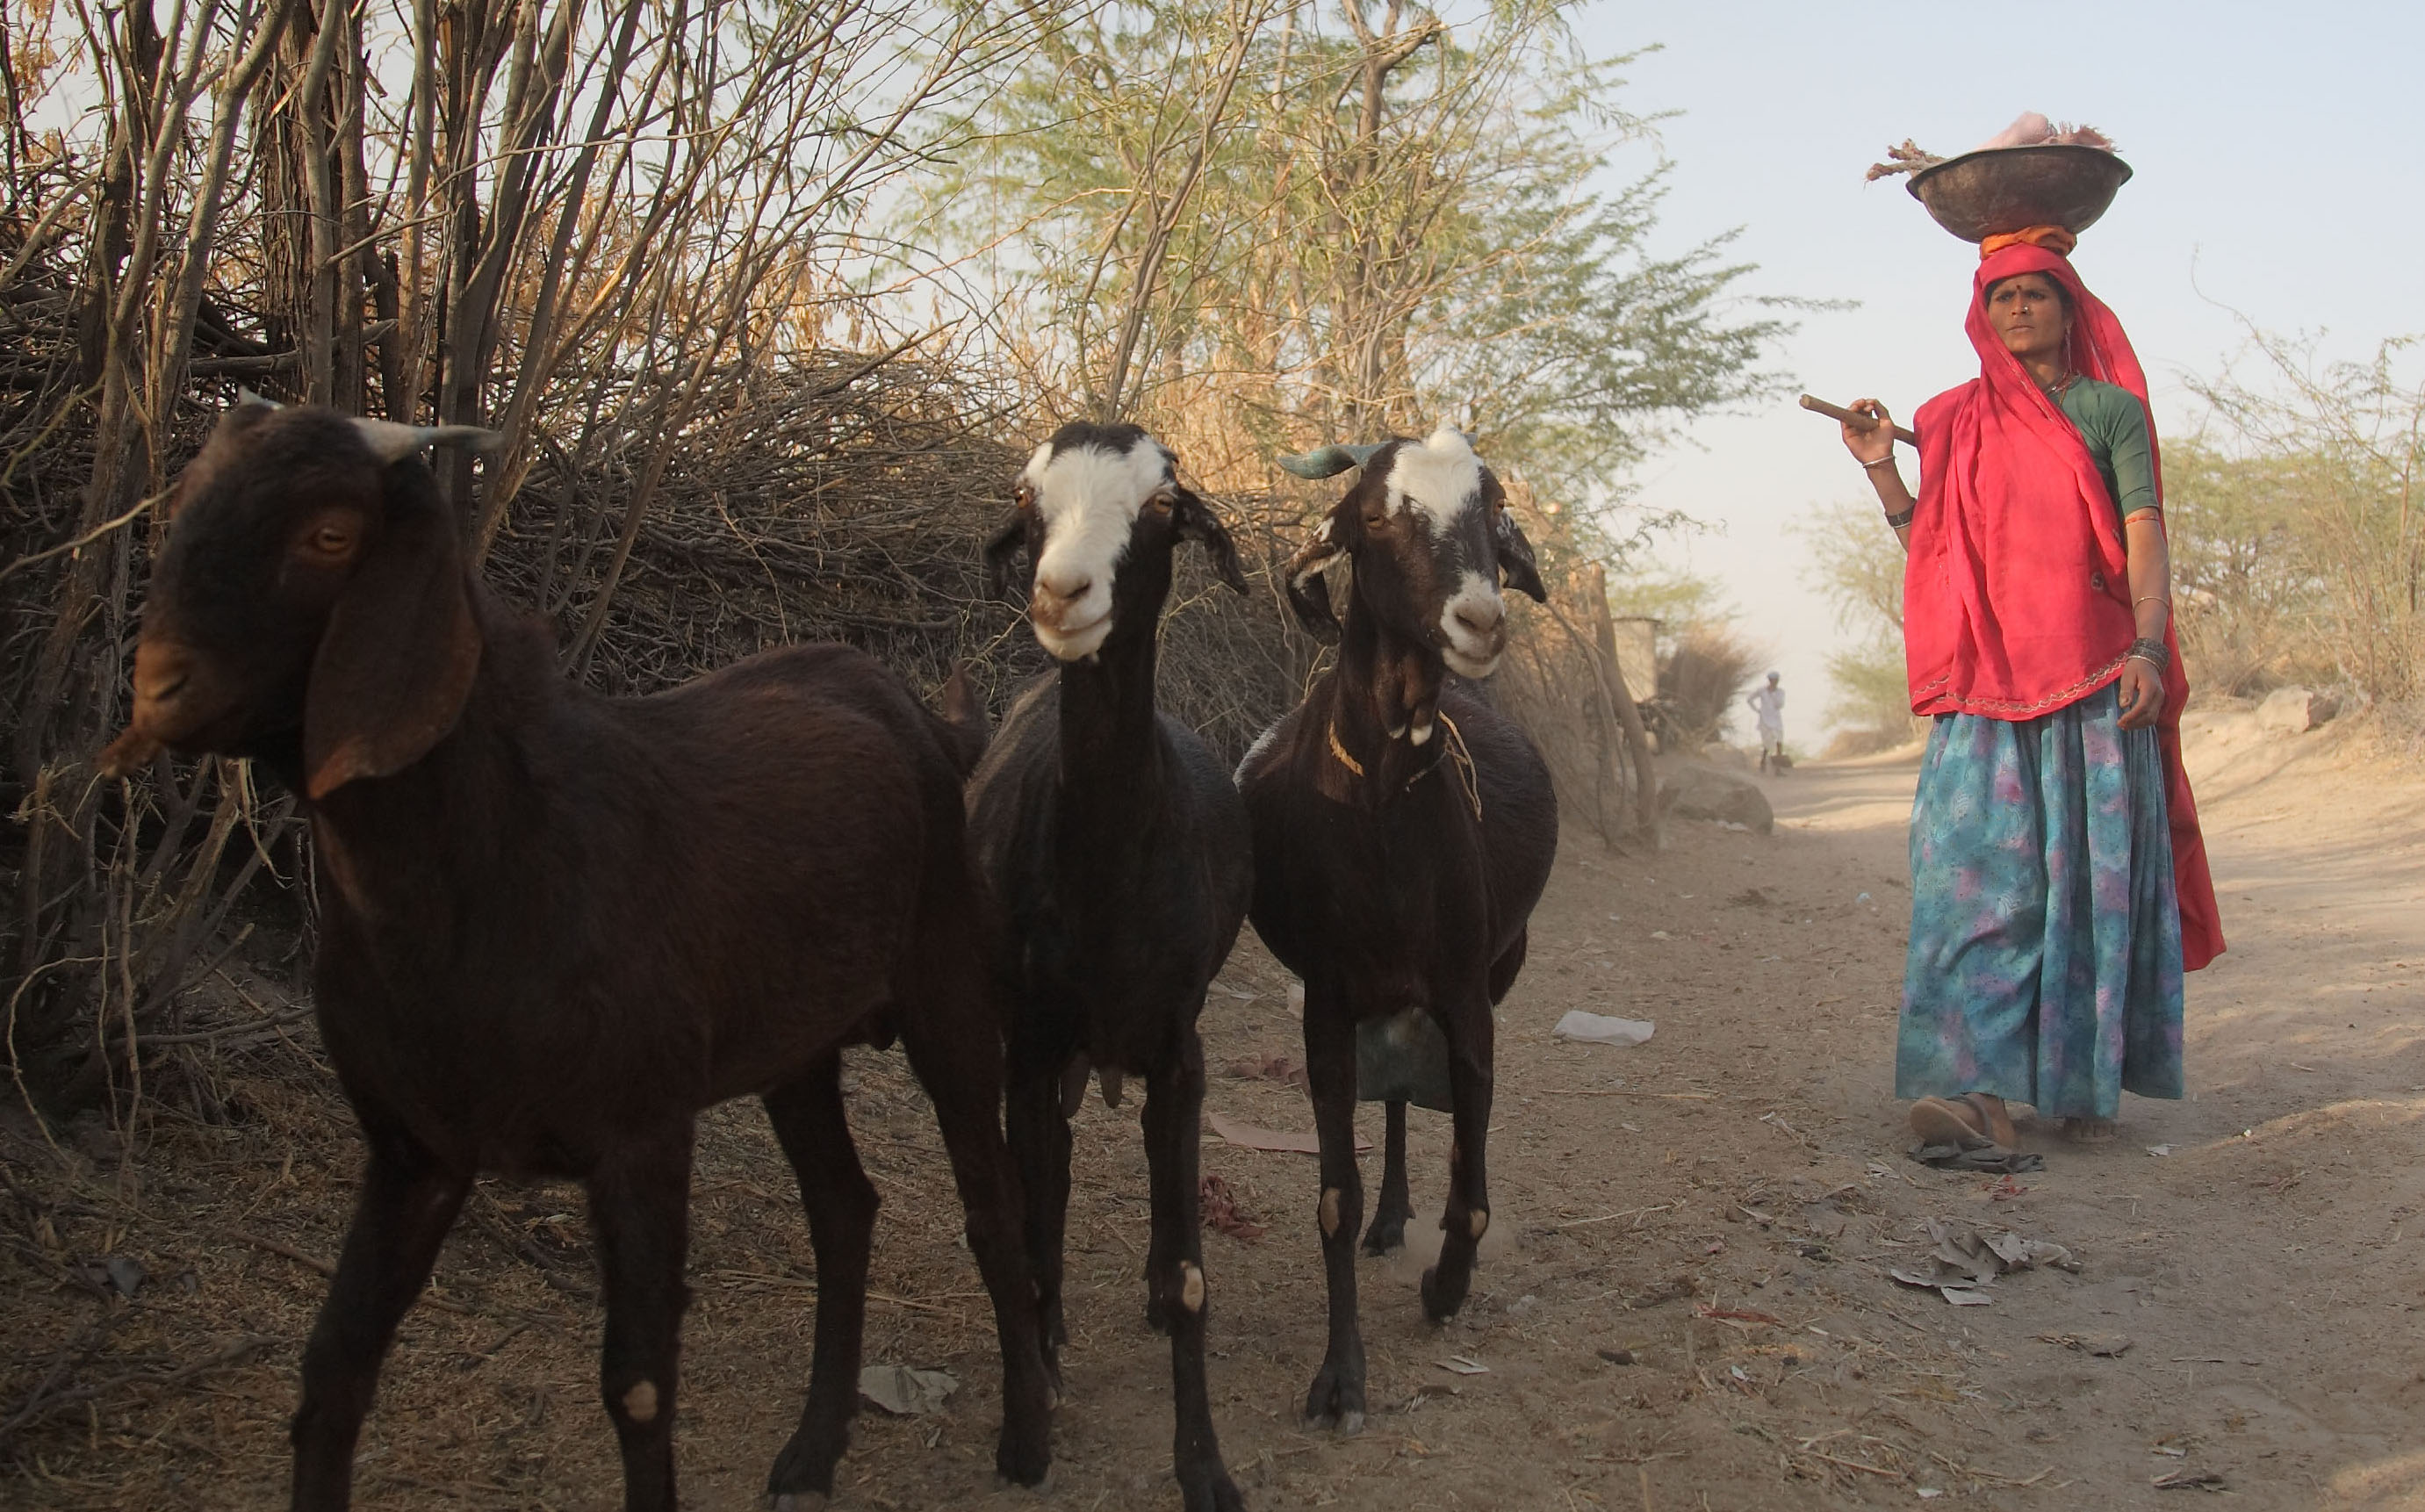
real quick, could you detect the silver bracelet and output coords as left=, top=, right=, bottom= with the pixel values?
left=1860, top=456, right=1897, bottom=472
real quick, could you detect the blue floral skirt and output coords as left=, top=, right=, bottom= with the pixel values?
left=1895, top=682, right=2185, bottom=1120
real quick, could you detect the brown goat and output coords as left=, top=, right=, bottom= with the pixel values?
left=99, top=401, right=1051, bottom=1512
left=1235, top=427, right=1558, bottom=1435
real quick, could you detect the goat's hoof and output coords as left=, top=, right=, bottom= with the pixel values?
left=1419, top=1264, right=1470, bottom=1323
left=1178, top=1460, right=1248, bottom=1512
left=1301, top=1364, right=1366, bottom=1434
left=1359, top=1220, right=1407, bottom=1256
left=994, top=1436, right=1052, bottom=1489
left=769, top=1494, right=828, bottom=1512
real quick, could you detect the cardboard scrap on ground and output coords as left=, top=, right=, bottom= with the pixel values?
left=1887, top=1218, right=2078, bottom=1305
left=859, top=1364, right=956, bottom=1417
left=1206, top=1112, right=1369, bottom=1156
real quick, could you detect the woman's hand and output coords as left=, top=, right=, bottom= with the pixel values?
left=2116, top=658, right=2164, bottom=730
left=1840, top=399, right=1896, bottom=466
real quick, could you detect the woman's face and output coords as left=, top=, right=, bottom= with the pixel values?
left=1985, top=273, right=2071, bottom=364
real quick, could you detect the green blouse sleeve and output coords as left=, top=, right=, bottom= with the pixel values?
left=2098, top=386, right=2159, bottom=519
left=2059, top=379, right=2159, bottom=521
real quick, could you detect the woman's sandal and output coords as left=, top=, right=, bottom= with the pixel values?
left=1908, top=1096, right=1991, bottom=1148
left=1958, top=1093, right=2018, bottom=1148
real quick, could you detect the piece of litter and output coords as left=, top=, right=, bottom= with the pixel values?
left=1206, top=1112, right=1368, bottom=1156
left=1198, top=1174, right=1268, bottom=1242
left=1649, top=930, right=1672, bottom=940
left=1729, top=1364, right=1750, bottom=1381
left=859, top=1364, right=957, bottom=1417
left=1286, top=981, right=1306, bottom=1015
left=1939, top=1286, right=1993, bottom=1306
left=2154, top=1445, right=2187, bottom=1458
left=1552, top=1011, right=1654, bottom=1047
left=1855, top=892, right=1872, bottom=904
left=2153, top=1470, right=2227, bottom=1491
left=1917, top=1491, right=1945, bottom=1501
left=1436, top=1355, right=1490, bottom=1375
left=2146, top=1143, right=2174, bottom=1157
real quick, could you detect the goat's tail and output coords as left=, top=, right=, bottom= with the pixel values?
left=932, top=660, right=990, bottom=776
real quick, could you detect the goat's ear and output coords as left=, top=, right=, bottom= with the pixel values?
left=982, top=512, right=1030, bottom=601
left=1172, top=486, right=1248, bottom=594
left=1282, top=515, right=1347, bottom=639
left=1493, top=492, right=1546, bottom=602
left=302, top=464, right=480, bottom=801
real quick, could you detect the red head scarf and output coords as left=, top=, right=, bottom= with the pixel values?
left=1906, top=242, right=2223, bottom=968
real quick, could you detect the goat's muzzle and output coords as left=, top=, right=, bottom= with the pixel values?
left=97, top=638, right=205, bottom=777
left=1438, top=577, right=1510, bottom=679
left=1027, top=583, right=1111, bottom=661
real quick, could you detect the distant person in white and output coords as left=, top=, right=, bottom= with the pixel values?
left=1746, top=671, right=1785, bottom=774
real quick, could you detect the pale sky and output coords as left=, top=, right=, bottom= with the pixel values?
left=1571, top=0, right=2424, bottom=739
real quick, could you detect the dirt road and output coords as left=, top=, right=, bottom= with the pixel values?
left=5, top=710, right=2421, bottom=1509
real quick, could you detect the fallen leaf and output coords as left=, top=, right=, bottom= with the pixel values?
left=1436, top=1355, right=1490, bottom=1376
left=2153, top=1470, right=2227, bottom=1491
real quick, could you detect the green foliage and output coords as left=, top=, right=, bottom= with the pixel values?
left=2181, top=331, right=2425, bottom=702
left=1795, top=498, right=1922, bottom=741
left=932, top=0, right=1790, bottom=507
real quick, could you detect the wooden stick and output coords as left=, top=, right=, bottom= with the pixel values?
left=1798, top=394, right=1918, bottom=447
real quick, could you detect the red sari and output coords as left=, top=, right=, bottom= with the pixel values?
left=1905, top=243, right=2224, bottom=970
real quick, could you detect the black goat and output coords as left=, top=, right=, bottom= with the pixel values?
left=1234, top=427, right=1558, bottom=1434
left=968, top=421, right=1252, bottom=1512
left=98, top=402, right=1051, bottom=1512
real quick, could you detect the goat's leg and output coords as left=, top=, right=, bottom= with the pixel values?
left=1141, top=1023, right=1241, bottom=1512
left=1004, top=1040, right=1076, bottom=1370
left=905, top=1016, right=1055, bottom=1488
left=762, top=1064, right=878, bottom=1507
left=1421, top=993, right=1495, bottom=1323
left=586, top=1125, right=694, bottom=1512
left=290, top=1132, right=469, bottom=1511
left=1361, top=1099, right=1414, bottom=1256
left=1299, top=990, right=1367, bottom=1434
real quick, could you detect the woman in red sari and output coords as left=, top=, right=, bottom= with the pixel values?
left=1840, top=228, right=2222, bottom=1150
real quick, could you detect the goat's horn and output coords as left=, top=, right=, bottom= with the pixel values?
left=349, top=415, right=507, bottom=464
left=235, top=387, right=281, bottom=410
left=1274, top=442, right=1385, bottom=479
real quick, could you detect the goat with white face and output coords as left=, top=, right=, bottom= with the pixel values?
left=1236, top=425, right=1558, bottom=1436
left=968, top=422, right=1253, bottom=1512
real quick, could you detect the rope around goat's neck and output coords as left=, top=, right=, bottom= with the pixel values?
left=1324, top=713, right=1481, bottom=821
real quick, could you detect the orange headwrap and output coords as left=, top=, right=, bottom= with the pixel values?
left=1978, top=224, right=2077, bottom=258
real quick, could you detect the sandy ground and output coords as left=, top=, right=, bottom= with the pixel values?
left=4, top=707, right=2421, bottom=1509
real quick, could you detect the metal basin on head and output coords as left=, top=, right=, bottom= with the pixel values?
left=1906, top=144, right=2134, bottom=242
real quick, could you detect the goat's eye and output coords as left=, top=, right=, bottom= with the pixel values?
left=1148, top=493, right=1175, bottom=515
left=307, top=524, right=356, bottom=557
left=1014, top=486, right=1035, bottom=511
